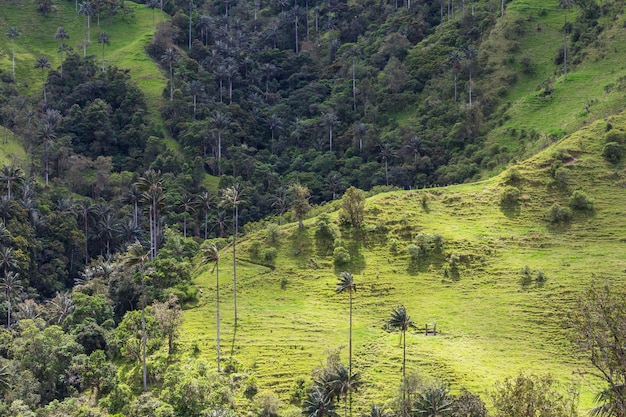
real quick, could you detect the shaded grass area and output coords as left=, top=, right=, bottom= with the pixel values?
left=0, top=0, right=167, bottom=121
left=181, top=114, right=626, bottom=414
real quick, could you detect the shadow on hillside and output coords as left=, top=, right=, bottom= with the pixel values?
left=500, top=203, right=521, bottom=218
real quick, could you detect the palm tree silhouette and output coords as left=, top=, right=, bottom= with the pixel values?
left=6, top=27, right=20, bottom=81
left=54, top=27, right=69, bottom=77
left=34, top=56, right=51, bottom=104
left=161, top=47, right=178, bottom=100
left=413, top=384, right=453, bottom=417
left=220, top=184, right=245, bottom=324
left=97, top=31, right=109, bottom=72
left=202, top=243, right=222, bottom=372
left=0, top=271, right=21, bottom=328
left=559, top=0, right=575, bottom=78
left=336, top=272, right=356, bottom=380
left=388, top=305, right=415, bottom=417
left=303, top=386, right=339, bottom=417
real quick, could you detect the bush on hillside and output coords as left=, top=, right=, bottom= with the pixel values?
left=504, top=167, right=522, bottom=185
left=605, top=130, right=626, bottom=144
left=265, top=223, right=281, bottom=245
left=546, top=204, right=572, bottom=224
left=500, top=186, right=521, bottom=206
left=262, top=247, right=277, bottom=262
left=603, top=142, right=623, bottom=163
left=553, top=167, right=570, bottom=190
left=569, top=190, right=594, bottom=211
left=333, top=247, right=351, bottom=266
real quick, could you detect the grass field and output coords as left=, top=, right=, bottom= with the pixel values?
left=0, top=0, right=167, bottom=119
left=180, top=113, right=626, bottom=414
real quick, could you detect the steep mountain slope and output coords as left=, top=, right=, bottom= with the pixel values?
left=182, top=112, right=626, bottom=412
left=0, top=0, right=167, bottom=118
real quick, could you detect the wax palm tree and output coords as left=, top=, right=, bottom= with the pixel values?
left=147, top=0, right=159, bottom=30
left=0, top=271, right=22, bottom=327
left=124, top=241, right=150, bottom=392
left=354, top=123, right=367, bottom=153
left=413, top=384, right=453, bottom=417
left=220, top=184, right=245, bottom=324
left=367, top=405, right=393, bottom=417
left=202, top=243, right=221, bottom=372
left=271, top=186, right=290, bottom=225
left=6, top=27, right=20, bottom=81
left=463, top=46, right=477, bottom=108
left=34, top=56, right=51, bottom=104
left=388, top=305, right=415, bottom=417
left=590, top=384, right=626, bottom=417
left=161, top=47, right=178, bottom=101
left=327, top=363, right=361, bottom=417
left=404, top=136, right=425, bottom=166
left=196, top=14, right=211, bottom=45
left=559, top=0, right=575, bottom=78
left=54, top=27, right=69, bottom=77
left=97, top=31, right=109, bottom=72
left=0, top=165, right=23, bottom=200
left=74, top=197, right=94, bottom=264
left=447, top=50, right=462, bottom=103
left=321, top=111, right=339, bottom=152
left=78, top=1, right=93, bottom=51
left=198, top=191, right=215, bottom=239
left=210, top=111, right=231, bottom=172
left=336, top=272, right=356, bottom=378
left=379, top=142, right=397, bottom=186
left=136, top=169, right=164, bottom=259
left=178, top=192, right=198, bottom=238
left=187, top=80, right=204, bottom=118
left=303, top=386, right=339, bottom=417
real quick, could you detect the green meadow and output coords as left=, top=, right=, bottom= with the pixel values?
left=181, top=114, right=626, bottom=413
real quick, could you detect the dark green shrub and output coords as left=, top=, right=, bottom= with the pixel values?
left=389, top=238, right=399, bottom=255
left=265, top=223, right=281, bottom=245
left=500, top=186, right=521, bottom=206
left=605, top=130, right=625, bottom=144
left=603, top=142, right=623, bottom=163
left=249, top=241, right=262, bottom=257
left=333, top=246, right=351, bottom=266
left=569, top=190, right=594, bottom=211
left=547, top=204, right=572, bottom=223
left=553, top=167, right=570, bottom=189
left=262, top=247, right=277, bottom=261
left=407, top=244, right=421, bottom=260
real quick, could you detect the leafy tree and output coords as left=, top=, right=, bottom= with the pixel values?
left=152, top=294, right=182, bottom=355
left=202, top=242, right=222, bottom=372
left=6, top=27, right=20, bottom=81
left=388, top=305, right=415, bottom=417
left=289, top=183, right=311, bottom=230
left=491, top=373, right=573, bottom=417
left=340, top=187, right=365, bottom=230
left=123, top=241, right=151, bottom=392
left=571, top=283, right=626, bottom=417
left=220, top=184, right=245, bottom=324
left=34, top=56, right=51, bottom=104
left=97, top=31, right=109, bottom=72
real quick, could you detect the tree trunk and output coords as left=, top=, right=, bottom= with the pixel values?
left=233, top=205, right=238, bottom=323
left=216, top=259, right=221, bottom=371
left=141, top=270, right=147, bottom=392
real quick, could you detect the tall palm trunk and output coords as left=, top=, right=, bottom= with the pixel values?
left=216, top=257, right=221, bottom=372
left=141, top=267, right=147, bottom=391
left=349, top=289, right=353, bottom=417
left=233, top=204, right=238, bottom=323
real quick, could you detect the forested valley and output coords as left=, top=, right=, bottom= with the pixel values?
left=1, top=0, right=626, bottom=415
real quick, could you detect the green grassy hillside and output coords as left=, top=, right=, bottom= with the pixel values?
left=181, top=113, right=626, bottom=413
left=0, top=0, right=167, bottom=118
